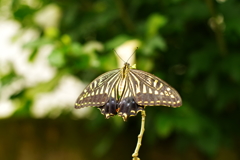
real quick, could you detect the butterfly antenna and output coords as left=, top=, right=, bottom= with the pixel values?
left=126, top=47, right=138, bottom=63
left=113, top=49, right=125, bottom=63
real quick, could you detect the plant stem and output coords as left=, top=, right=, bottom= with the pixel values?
left=132, top=110, right=146, bottom=160
left=205, top=0, right=228, bottom=56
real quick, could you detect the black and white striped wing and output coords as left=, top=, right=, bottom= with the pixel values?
left=75, top=69, right=121, bottom=108
left=128, top=69, right=182, bottom=107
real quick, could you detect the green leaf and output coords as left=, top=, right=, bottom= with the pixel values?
left=13, top=5, right=35, bottom=21
left=48, top=49, right=66, bottom=67
left=70, top=43, right=83, bottom=56
left=23, top=38, right=52, bottom=49
left=44, top=27, right=60, bottom=39
left=12, top=99, right=32, bottom=117
left=146, top=13, right=167, bottom=38
left=25, top=71, right=65, bottom=97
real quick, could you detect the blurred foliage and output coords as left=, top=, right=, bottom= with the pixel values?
left=1, top=0, right=240, bottom=159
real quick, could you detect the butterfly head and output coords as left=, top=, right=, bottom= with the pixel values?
left=123, top=62, right=136, bottom=69
left=124, top=62, right=130, bottom=68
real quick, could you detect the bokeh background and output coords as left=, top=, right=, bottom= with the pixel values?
left=1, top=0, right=240, bottom=160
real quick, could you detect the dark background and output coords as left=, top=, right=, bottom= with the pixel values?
left=1, top=0, right=240, bottom=160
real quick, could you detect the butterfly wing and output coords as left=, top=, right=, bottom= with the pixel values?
left=75, top=69, right=121, bottom=108
left=128, top=69, right=182, bottom=107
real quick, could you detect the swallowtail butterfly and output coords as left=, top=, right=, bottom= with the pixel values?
left=75, top=60, right=182, bottom=121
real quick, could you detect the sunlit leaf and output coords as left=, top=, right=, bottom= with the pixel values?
left=146, top=13, right=167, bottom=38
left=48, top=49, right=66, bottom=67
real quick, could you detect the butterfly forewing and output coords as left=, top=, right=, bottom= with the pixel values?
left=129, top=69, right=182, bottom=107
left=75, top=69, right=121, bottom=108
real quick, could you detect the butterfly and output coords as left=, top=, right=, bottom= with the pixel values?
left=75, top=62, right=182, bottom=121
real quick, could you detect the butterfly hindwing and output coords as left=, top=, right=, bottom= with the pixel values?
left=75, top=69, right=121, bottom=108
left=129, top=69, right=182, bottom=107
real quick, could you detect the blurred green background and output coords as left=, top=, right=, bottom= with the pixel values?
left=0, top=0, right=240, bottom=160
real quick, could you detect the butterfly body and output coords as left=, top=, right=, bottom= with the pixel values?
left=75, top=62, right=182, bottom=121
